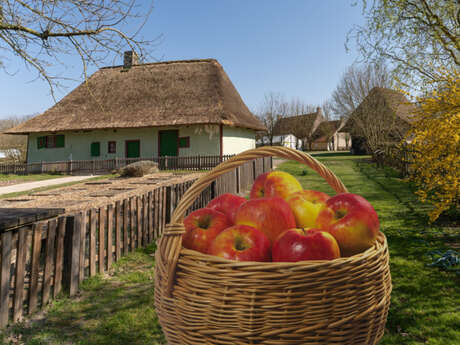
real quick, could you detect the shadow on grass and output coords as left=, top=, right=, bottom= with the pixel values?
left=4, top=245, right=165, bottom=345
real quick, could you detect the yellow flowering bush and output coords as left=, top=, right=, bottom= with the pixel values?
left=406, top=70, right=460, bottom=222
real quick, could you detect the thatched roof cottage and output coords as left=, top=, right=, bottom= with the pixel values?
left=6, top=53, right=265, bottom=163
left=310, top=119, right=351, bottom=151
left=272, top=108, right=324, bottom=150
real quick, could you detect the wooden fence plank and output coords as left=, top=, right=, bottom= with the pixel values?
left=123, top=199, right=129, bottom=255
left=79, top=211, right=87, bottom=282
left=147, top=192, right=153, bottom=243
left=69, top=214, right=82, bottom=296
left=115, top=201, right=122, bottom=260
left=54, top=216, right=66, bottom=298
left=143, top=194, right=148, bottom=246
left=154, top=189, right=160, bottom=239
left=42, top=219, right=57, bottom=306
left=107, top=204, right=114, bottom=269
left=89, top=209, right=97, bottom=277
left=130, top=198, right=136, bottom=250
left=13, top=227, right=27, bottom=322
left=137, top=197, right=142, bottom=248
left=98, top=207, right=106, bottom=273
left=0, top=231, right=12, bottom=327
left=29, top=223, right=43, bottom=314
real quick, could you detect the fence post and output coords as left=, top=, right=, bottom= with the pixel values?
left=236, top=166, right=240, bottom=194
left=165, top=186, right=172, bottom=224
left=40, top=161, right=44, bottom=174
left=63, top=214, right=82, bottom=296
left=198, top=155, right=201, bottom=170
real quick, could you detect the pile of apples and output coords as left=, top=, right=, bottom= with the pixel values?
left=182, top=171, right=380, bottom=262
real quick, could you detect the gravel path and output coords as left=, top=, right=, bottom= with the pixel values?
left=0, top=175, right=94, bottom=195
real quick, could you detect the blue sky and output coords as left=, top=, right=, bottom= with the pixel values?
left=0, top=1, right=364, bottom=119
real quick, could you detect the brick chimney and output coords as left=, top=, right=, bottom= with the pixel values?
left=123, top=50, right=139, bottom=69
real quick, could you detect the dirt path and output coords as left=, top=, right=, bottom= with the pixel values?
left=0, top=175, right=94, bottom=195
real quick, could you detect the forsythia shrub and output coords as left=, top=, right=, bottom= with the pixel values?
left=405, top=70, right=460, bottom=222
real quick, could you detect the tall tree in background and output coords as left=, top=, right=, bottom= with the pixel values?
left=0, top=115, right=31, bottom=162
left=0, top=0, right=155, bottom=97
left=349, top=0, right=459, bottom=88
left=330, top=62, right=393, bottom=118
left=256, top=92, right=289, bottom=146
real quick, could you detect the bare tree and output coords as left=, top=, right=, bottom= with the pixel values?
left=329, top=63, right=393, bottom=119
left=0, top=0, right=155, bottom=97
left=256, top=92, right=289, bottom=146
left=0, top=115, right=31, bottom=162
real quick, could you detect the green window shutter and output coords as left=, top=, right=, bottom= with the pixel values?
left=56, top=135, right=65, bottom=148
left=91, top=142, right=100, bottom=157
left=37, top=136, right=45, bottom=149
left=179, top=137, right=190, bottom=148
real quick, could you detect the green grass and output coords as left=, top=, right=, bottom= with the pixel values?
left=0, top=244, right=165, bottom=345
left=0, top=153, right=458, bottom=344
left=0, top=173, right=67, bottom=183
left=0, top=174, right=116, bottom=199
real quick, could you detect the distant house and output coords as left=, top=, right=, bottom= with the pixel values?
left=6, top=53, right=265, bottom=163
left=272, top=108, right=324, bottom=150
left=342, top=87, right=416, bottom=154
left=311, top=118, right=351, bottom=151
left=257, top=134, right=302, bottom=149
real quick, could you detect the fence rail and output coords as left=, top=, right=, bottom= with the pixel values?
left=0, top=156, right=272, bottom=328
left=0, top=155, right=235, bottom=175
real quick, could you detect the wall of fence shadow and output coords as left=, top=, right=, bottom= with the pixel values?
left=0, top=157, right=272, bottom=328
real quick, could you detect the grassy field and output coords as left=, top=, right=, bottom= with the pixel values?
left=1, top=153, right=459, bottom=344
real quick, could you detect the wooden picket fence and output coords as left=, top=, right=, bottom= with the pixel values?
left=0, top=155, right=234, bottom=175
left=0, top=156, right=272, bottom=328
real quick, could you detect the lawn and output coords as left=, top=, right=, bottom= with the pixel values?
left=1, top=153, right=458, bottom=345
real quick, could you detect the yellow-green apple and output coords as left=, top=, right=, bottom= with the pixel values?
left=264, top=171, right=303, bottom=200
left=207, top=193, right=247, bottom=224
left=249, top=172, right=269, bottom=199
left=316, top=193, right=380, bottom=257
left=272, top=228, right=340, bottom=262
left=183, top=208, right=232, bottom=254
left=234, top=197, right=296, bottom=243
left=208, top=225, right=271, bottom=262
left=286, top=190, right=330, bottom=228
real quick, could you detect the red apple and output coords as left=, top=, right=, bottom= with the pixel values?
left=272, top=228, right=341, bottom=262
left=249, top=172, right=270, bottom=199
left=234, top=197, right=296, bottom=243
left=316, top=193, right=380, bottom=257
left=207, top=193, right=247, bottom=224
left=209, top=225, right=271, bottom=262
left=183, top=208, right=232, bottom=254
left=264, top=171, right=303, bottom=201
left=286, top=190, right=330, bottom=228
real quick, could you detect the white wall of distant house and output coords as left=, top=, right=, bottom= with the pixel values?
left=257, top=134, right=301, bottom=149
left=222, top=126, right=256, bottom=155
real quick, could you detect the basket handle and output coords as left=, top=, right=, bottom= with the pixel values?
left=157, top=147, right=348, bottom=297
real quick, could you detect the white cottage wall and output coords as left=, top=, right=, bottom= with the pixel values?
left=222, top=126, right=256, bottom=155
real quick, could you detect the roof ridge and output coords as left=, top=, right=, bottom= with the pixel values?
left=100, top=58, right=219, bottom=70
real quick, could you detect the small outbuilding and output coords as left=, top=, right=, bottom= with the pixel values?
left=6, top=53, right=265, bottom=163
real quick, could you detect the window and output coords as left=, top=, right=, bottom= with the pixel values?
left=108, top=141, right=116, bottom=153
left=178, top=136, right=190, bottom=148
left=91, top=142, right=100, bottom=157
left=37, top=135, right=65, bottom=149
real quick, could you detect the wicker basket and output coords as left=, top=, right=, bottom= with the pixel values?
left=155, top=146, right=392, bottom=345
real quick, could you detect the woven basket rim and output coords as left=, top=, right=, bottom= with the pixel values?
left=178, top=231, right=387, bottom=268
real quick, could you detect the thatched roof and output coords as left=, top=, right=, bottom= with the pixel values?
left=273, top=109, right=323, bottom=138
left=342, top=87, right=416, bottom=132
left=6, top=59, right=265, bottom=134
left=311, top=120, right=343, bottom=142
